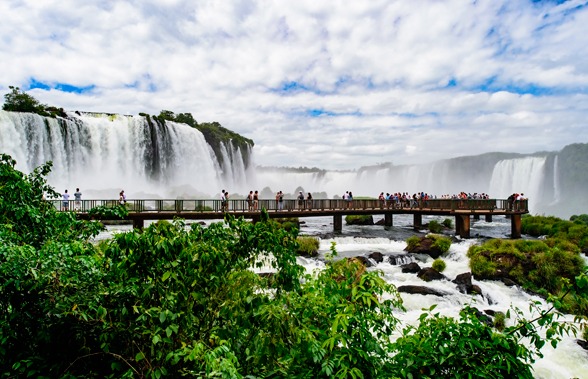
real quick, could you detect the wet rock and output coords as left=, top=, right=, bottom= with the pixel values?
left=417, top=267, right=446, bottom=282
left=353, top=256, right=373, bottom=267
left=397, top=285, right=446, bottom=297
left=368, top=252, right=384, bottom=263
left=577, top=340, right=588, bottom=350
left=400, top=262, right=421, bottom=273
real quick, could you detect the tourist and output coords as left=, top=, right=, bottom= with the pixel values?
left=278, top=191, right=284, bottom=210
left=74, top=187, right=82, bottom=211
left=119, top=190, right=126, bottom=205
left=307, top=192, right=313, bottom=210
left=253, top=190, right=259, bottom=211
left=247, top=190, right=254, bottom=211
left=62, top=189, right=70, bottom=211
left=297, top=191, right=305, bottom=210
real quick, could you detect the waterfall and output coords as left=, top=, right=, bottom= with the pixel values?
left=0, top=111, right=250, bottom=198
left=488, top=156, right=547, bottom=212
left=552, top=155, right=561, bottom=204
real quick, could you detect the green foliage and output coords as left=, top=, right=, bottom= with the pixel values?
left=430, top=234, right=451, bottom=253
left=0, top=154, right=580, bottom=378
left=345, top=215, right=374, bottom=225
left=390, top=304, right=574, bottom=378
left=428, top=220, right=442, bottom=233
left=2, top=86, right=46, bottom=114
left=296, top=236, right=320, bottom=257
left=494, top=312, right=506, bottom=331
left=87, top=204, right=129, bottom=219
left=468, top=238, right=585, bottom=305
left=432, top=258, right=446, bottom=273
left=405, top=236, right=421, bottom=251
left=2, top=86, right=65, bottom=118
left=0, top=154, right=103, bottom=248
left=442, top=218, right=453, bottom=228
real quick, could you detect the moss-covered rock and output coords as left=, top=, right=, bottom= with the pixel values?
left=405, top=234, right=452, bottom=259
left=345, top=215, right=374, bottom=225
left=467, top=238, right=584, bottom=295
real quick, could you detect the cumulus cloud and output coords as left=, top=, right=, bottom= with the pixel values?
left=1, top=0, right=587, bottom=169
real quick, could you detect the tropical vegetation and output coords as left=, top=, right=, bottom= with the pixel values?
left=0, top=153, right=585, bottom=378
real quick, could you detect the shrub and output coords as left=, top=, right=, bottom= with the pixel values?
left=432, top=258, right=446, bottom=272
left=345, top=215, right=374, bottom=225
left=430, top=234, right=452, bottom=254
left=297, top=236, right=320, bottom=257
left=428, top=220, right=442, bottom=233
left=493, top=312, right=506, bottom=331
left=442, top=218, right=453, bottom=228
left=405, top=236, right=421, bottom=251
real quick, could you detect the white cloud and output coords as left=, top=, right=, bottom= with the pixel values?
left=1, top=0, right=587, bottom=169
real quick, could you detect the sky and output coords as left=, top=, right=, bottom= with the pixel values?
left=1, top=0, right=587, bottom=170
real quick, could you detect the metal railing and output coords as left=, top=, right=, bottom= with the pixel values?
left=48, top=198, right=529, bottom=213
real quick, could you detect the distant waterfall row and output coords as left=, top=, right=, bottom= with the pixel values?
left=0, top=111, right=252, bottom=198
left=253, top=155, right=561, bottom=216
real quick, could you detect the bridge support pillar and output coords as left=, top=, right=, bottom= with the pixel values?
left=473, top=214, right=480, bottom=220
left=384, top=212, right=393, bottom=227
left=455, top=215, right=470, bottom=238
left=251, top=214, right=261, bottom=224
left=511, top=214, right=522, bottom=239
left=413, top=214, right=422, bottom=230
left=333, top=214, right=342, bottom=233
left=132, top=218, right=144, bottom=230
left=485, top=214, right=493, bottom=222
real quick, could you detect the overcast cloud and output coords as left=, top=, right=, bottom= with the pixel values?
left=1, top=0, right=587, bottom=169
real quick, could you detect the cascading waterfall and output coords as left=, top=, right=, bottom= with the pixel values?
left=552, top=155, right=561, bottom=204
left=0, top=111, right=250, bottom=198
left=488, top=156, right=547, bottom=212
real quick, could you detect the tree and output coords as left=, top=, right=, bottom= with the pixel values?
left=2, top=86, right=47, bottom=114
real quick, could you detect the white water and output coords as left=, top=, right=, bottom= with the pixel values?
left=0, top=111, right=250, bottom=198
left=303, top=215, right=588, bottom=379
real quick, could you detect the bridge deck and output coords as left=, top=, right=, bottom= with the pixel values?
left=50, top=198, right=528, bottom=238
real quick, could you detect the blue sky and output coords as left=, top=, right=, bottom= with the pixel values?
left=1, top=0, right=587, bottom=169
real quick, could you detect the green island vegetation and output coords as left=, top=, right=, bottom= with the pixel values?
left=2, top=156, right=588, bottom=377
left=296, top=236, right=320, bottom=257
left=468, top=214, right=588, bottom=317
left=406, top=234, right=452, bottom=256
left=432, top=258, right=447, bottom=272
left=345, top=214, right=374, bottom=225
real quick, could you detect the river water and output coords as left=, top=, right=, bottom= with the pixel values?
left=98, top=214, right=588, bottom=378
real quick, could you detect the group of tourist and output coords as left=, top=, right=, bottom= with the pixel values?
left=377, top=191, right=493, bottom=209
left=61, top=188, right=83, bottom=211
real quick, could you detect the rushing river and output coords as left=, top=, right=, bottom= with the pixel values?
left=97, top=214, right=588, bottom=378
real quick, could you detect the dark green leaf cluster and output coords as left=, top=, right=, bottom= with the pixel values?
left=0, top=154, right=103, bottom=248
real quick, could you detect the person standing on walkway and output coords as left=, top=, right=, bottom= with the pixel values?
left=297, top=191, right=304, bottom=210
left=62, top=189, right=70, bottom=211
left=74, top=188, right=82, bottom=211
left=253, top=190, right=259, bottom=211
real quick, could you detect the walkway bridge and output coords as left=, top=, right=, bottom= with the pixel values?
left=53, top=198, right=529, bottom=238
